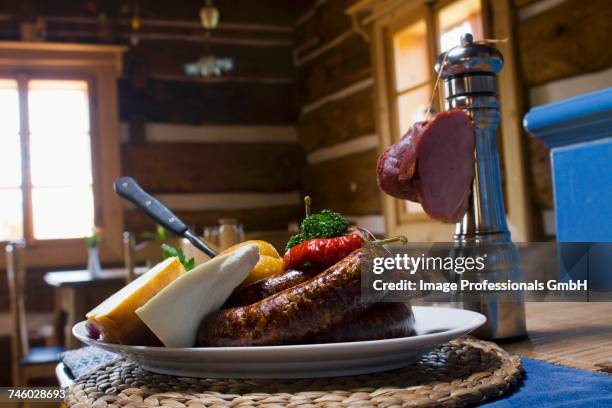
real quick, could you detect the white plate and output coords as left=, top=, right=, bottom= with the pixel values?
left=73, top=306, right=485, bottom=378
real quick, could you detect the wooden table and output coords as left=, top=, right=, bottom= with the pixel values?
left=505, top=302, right=612, bottom=373
left=44, top=267, right=146, bottom=349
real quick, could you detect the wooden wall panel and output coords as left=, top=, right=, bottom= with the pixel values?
left=0, top=269, right=55, bottom=313
left=297, top=33, right=371, bottom=105
left=298, top=87, right=375, bottom=153
left=295, top=0, right=355, bottom=49
left=121, top=143, right=304, bottom=193
left=513, top=0, right=543, bottom=6
left=125, top=205, right=302, bottom=233
left=30, top=0, right=296, bottom=26
left=303, top=149, right=380, bottom=215
left=294, top=0, right=380, bottom=217
left=527, top=138, right=554, bottom=209
left=518, top=0, right=612, bottom=86
left=119, top=79, right=298, bottom=125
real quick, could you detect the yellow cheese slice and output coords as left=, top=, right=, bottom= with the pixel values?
left=86, top=257, right=185, bottom=345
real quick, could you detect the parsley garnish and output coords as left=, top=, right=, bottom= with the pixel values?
left=285, top=209, right=350, bottom=253
left=161, top=243, right=195, bottom=271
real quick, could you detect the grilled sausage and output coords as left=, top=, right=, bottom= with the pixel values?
left=310, top=303, right=415, bottom=344
left=197, top=249, right=367, bottom=347
left=224, top=266, right=323, bottom=308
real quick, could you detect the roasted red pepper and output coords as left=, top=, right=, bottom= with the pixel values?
left=283, top=232, right=362, bottom=270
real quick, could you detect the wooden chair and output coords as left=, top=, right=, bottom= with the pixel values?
left=6, top=242, right=63, bottom=387
left=123, top=232, right=183, bottom=282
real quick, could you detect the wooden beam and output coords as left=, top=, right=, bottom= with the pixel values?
left=41, top=15, right=293, bottom=34
left=491, top=0, right=535, bottom=241
left=299, top=86, right=375, bottom=153
left=295, top=29, right=355, bottom=66
left=121, top=143, right=305, bottom=194
left=34, top=0, right=297, bottom=26
left=517, top=0, right=568, bottom=21
left=529, top=66, right=612, bottom=106
left=295, top=0, right=355, bottom=60
left=307, top=134, right=378, bottom=165
left=518, top=0, right=612, bottom=86
left=297, top=33, right=371, bottom=105
left=301, top=76, right=373, bottom=115
left=44, top=30, right=293, bottom=47
left=134, top=123, right=297, bottom=144
left=119, top=78, right=298, bottom=125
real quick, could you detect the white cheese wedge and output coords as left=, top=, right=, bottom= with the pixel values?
left=136, top=243, right=259, bottom=347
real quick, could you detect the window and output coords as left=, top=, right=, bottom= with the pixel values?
left=438, top=0, right=483, bottom=53
left=0, top=42, right=125, bottom=267
left=0, top=77, right=95, bottom=241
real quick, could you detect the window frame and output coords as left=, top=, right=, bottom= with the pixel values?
left=383, top=5, right=438, bottom=225
left=0, top=42, right=126, bottom=268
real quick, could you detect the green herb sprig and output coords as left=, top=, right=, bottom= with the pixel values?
left=161, top=243, right=195, bottom=271
left=285, top=209, right=350, bottom=253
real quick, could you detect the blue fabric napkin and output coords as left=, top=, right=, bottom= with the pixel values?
left=484, top=358, right=612, bottom=407
left=62, top=346, right=122, bottom=378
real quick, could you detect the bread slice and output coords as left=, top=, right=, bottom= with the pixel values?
left=86, top=257, right=185, bottom=345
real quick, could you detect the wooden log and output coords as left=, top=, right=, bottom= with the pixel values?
left=295, top=0, right=354, bottom=52
left=45, top=20, right=293, bottom=42
left=527, top=138, right=554, bottom=209
left=119, top=78, right=298, bottom=125
left=518, top=0, right=612, bottom=86
left=124, top=205, right=303, bottom=234
left=39, top=0, right=296, bottom=26
left=121, top=143, right=305, bottom=193
left=297, top=33, right=371, bottom=105
left=303, top=149, right=381, bottom=215
left=514, top=0, right=544, bottom=8
left=298, top=86, right=375, bottom=153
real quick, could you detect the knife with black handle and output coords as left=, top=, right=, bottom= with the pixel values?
left=114, top=176, right=218, bottom=258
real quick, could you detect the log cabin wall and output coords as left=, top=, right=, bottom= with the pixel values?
left=0, top=0, right=307, bottom=239
left=294, top=0, right=384, bottom=234
left=514, top=0, right=612, bottom=237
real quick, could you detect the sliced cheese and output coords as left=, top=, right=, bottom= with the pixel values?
left=86, top=257, right=186, bottom=345
left=136, top=244, right=260, bottom=347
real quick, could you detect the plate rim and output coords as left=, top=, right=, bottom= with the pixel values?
left=73, top=305, right=486, bottom=352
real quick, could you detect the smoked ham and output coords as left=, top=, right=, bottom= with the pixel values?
left=377, top=109, right=475, bottom=223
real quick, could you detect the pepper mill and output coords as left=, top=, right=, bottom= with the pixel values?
left=435, top=33, right=527, bottom=340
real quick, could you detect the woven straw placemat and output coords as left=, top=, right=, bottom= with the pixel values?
left=66, top=337, right=522, bottom=408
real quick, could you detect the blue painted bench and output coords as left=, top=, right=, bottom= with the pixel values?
left=524, top=87, right=612, bottom=292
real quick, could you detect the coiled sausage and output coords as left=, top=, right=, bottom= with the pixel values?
left=197, top=249, right=367, bottom=346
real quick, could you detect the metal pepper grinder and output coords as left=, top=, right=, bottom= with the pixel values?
left=435, top=33, right=527, bottom=341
